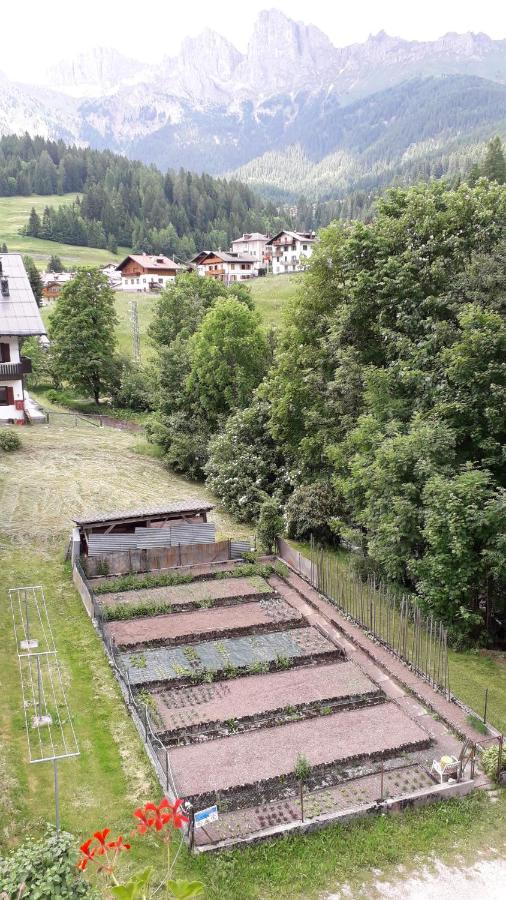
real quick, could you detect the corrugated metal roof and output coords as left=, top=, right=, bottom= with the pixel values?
left=74, top=499, right=214, bottom=526
left=0, top=254, right=47, bottom=336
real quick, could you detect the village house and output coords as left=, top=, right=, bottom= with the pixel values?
left=230, top=233, right=270, bottom=273
left=41, top=271, right=74, bottom=302
left=190, top=251, right=255, bottom=284
left=0, top=253, right=46, bottom=425
left=266, top=230, right=316, bottom=274
left=115, top=254, right=182, bottom=291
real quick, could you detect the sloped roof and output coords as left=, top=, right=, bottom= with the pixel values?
left=73, top=499, right=214, bottom=527
left=231, top=233, right=268, bottom=243
left=191, top=250, right=254, bottom=265
left=265, top=231, right=316, bottom=245
left=0, top=254, right=46, bottom=336
left=116, top=254, right=181, bottom=272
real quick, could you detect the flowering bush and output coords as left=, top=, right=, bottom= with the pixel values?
left=77, top=798, right=203, bottom=900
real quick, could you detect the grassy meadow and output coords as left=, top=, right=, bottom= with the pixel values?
left=0, top=194, right=127, bottom=269
left=41, top=275, right=300, bottom=360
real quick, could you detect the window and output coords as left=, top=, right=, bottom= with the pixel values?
left=0, top=343, right=10, bottom=363
left=158, top=278, right=163, bottom=284
left=0, top=386, right=10, bottom=405
left=302, top=244, right=307, bottom=250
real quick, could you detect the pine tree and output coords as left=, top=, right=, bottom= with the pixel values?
left=23, top=256, right=43, bottom=307
left=47, top=254, right=63, bottom=273
left=481, top=136, right=506, bottom=185
left=27, top=207, right=41, bottom=237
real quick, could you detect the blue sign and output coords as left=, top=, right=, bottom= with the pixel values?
left=194, top=804, right=218, bottom=828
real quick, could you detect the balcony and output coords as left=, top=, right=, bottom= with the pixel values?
left=0, top=357, right=32, bottom=379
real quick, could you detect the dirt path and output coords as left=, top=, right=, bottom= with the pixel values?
left=328, top=854, right=506, bottom=899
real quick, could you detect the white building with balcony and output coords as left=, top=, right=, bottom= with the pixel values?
left=265, top=230, right=316, bottom=275
left=0, top=254, right=46, bottom=425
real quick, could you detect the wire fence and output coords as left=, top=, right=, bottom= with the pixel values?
left=75, top=561, right=180, bottom=798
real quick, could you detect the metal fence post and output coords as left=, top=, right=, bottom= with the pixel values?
left=497, top=735, right=504, bottom=782
left=483, top=688, right=488, bottom=725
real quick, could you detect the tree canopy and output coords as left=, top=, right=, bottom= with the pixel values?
left=49, top=268, right=118, bottom=403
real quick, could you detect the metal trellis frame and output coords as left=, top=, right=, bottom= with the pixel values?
left=9, top=585, right=80, bottom=833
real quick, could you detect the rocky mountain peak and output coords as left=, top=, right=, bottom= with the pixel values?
left=237, top=8, right=337, bottom=95
left=44, top=47, right=150, bottom=97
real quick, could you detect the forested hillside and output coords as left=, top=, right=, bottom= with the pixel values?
left=233, top=76, right=506, bottom=203
left=0, top=135, right=283, bottom=258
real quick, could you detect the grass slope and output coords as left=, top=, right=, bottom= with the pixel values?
left=1, top=421, right=505, bottom=898
left=0, top=194, right=128, bottom=269
left=41, top=275, right=300, bottom=363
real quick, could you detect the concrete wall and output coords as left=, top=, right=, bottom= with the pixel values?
left=84, top=539, right=231, bottom=577
left=277, top=537, right=318, bottom=587
left=73, top=561, right=95, bottom=618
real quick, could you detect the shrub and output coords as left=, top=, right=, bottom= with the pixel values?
left=257, top=498, right=284, bottom=554
left=0, top=429, right=22, bottom=451
left=286, top=481, right=338, bottom=543
left=481, top=745, right=506, bottom=782
left=0, top=826, right=96, bottom=899
left=294, top=753, right=312, bottom=782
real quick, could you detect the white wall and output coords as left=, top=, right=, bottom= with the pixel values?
left=121, top=274, right=177, bottom=291
left=0, top=336, right=24, bottom=422
left=271, top=240, right=314, bottom=275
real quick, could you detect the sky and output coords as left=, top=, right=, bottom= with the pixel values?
left=4, top=0, right=506, bottom=82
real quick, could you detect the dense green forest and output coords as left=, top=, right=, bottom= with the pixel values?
left=0, top=134, right=283, bottom=259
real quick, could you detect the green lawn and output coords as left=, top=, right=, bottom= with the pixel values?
left=41, top=276, right=299, bottom=363
left=248, top=274, right=300, bottom=324
left=0, top=418, right=505, bottom=898
left=0, top=194, right=128, bottom=269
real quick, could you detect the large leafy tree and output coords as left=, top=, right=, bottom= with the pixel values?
left=205, top=398, right=290, bottom=522
left=262, top=179, right=506, bottom=640
left=49, top=268, right=118, bottom=403
left=415, top=468, right=506, bottom=642
left=148, top=276, right=257, bottom=477
left=187, top=299, right=270, bottom=425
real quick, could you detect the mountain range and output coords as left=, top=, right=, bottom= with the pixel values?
left=2, top=9, right=506, bottom=199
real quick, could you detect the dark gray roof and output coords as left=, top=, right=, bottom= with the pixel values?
left=73, top=499, right=214, bottom=526
left=0, top=254, right=46, bottom=336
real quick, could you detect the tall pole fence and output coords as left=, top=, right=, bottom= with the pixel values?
left=307, top=541, right=450, bottom=698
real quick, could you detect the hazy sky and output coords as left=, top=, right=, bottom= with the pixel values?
left=5, top=0, right=506, bottom=82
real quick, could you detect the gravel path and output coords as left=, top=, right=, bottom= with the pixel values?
left=155, top=660, right=379, bottom=731
left=170, top=701, right=430, bottom=796
left=107, top=597, right=302, bottom=647
left=328, top=856, right=506, bottom=899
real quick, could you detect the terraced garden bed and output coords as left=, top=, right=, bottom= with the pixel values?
left=99, top=575, right=273, bottom=619
left=170, top=702, right=431, bottom=803
left=119, top=626, right=343, bottom=686
left=106, top=597, right=303, bottom=648
left=152, top=661, right=382, bottom=743
left=194, top=764, right=436, bottom=847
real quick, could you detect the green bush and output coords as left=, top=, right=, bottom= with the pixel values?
left=257, top=499, right=284, bottom=554
left=0, top=429, right=22, bottom=451
left=0, top=826, right=96, bottom=899
left=286, top=481, right=338, bottom=543
left=481, top=745, right=506, bottom=782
